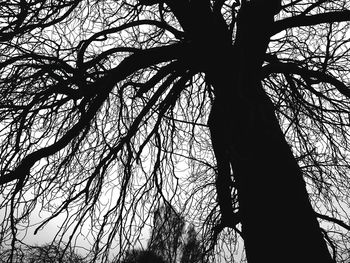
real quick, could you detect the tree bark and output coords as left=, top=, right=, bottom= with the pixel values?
left=211, top=74, right=334, bottom=263
left=208, top=1, right=334, bottom=262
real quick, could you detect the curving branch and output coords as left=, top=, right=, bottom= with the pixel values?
left=272, top=10, right=350, bottom=35
left=77, top=20, right=185, bottom=66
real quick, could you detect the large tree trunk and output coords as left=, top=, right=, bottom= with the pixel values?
left=208, top=1, right=334, bottom=262
left=211, top=73, right=334, bottom=262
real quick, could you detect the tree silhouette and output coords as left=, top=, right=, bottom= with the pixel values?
left=180, top=225, right=202, bottom=263
left=122, top=203, right=203, bottom=263
left=148, top=204, right=185, bottom=263
left=147, top=203, right=206, bottom=263
left=0, top=0, right=350, bottom=262
left=121, top=204, right=203, bottom=263
left=121, top=249, right=165, bottom=263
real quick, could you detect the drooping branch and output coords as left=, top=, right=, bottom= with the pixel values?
left=0, top=92, right=106, bottom=190
left=0, top=44, right=187, bottom=188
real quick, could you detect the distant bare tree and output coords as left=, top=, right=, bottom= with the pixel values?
left=180, top=225, right=202, bottom=263
left=121, top=249, right=165, bottom=263
left=148, top=204, right=185, bottom=263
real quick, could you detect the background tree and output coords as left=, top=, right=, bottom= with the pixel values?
left=148, top=203, right=185, bottom=263
left=121, top=249, right=165, bottom=263
left=0, top=0, right=350, bottom=262
left=121, top=204, right=204, bottom=263
left=147, top=203, right=205, bottom=263
left=180, top=225, right=202, bottom=263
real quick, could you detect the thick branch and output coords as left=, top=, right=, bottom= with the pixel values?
left=82, top=43, right=186, bottom=96
left=262, top=62, right=350, bottom=98
left=164, top=0, right=191, bottom=32
left=77, top=20, right=184, bottom=65
left=316, top=212, right=350, bottom=231
left=272, top=10, right=350, bottom=35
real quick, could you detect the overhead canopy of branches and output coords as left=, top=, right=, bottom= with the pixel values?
left=0, top=0, right=350, bottom=262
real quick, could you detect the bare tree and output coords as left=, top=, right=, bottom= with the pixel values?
left=148, top=204, right=185, bottom=263
left=121, top=205, right=203, bottom=263
left=121, top=249, right=165, bottom=263
left=180, top=225, right=202, bottom=263
left=1, top=0, right=350, bottom=262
